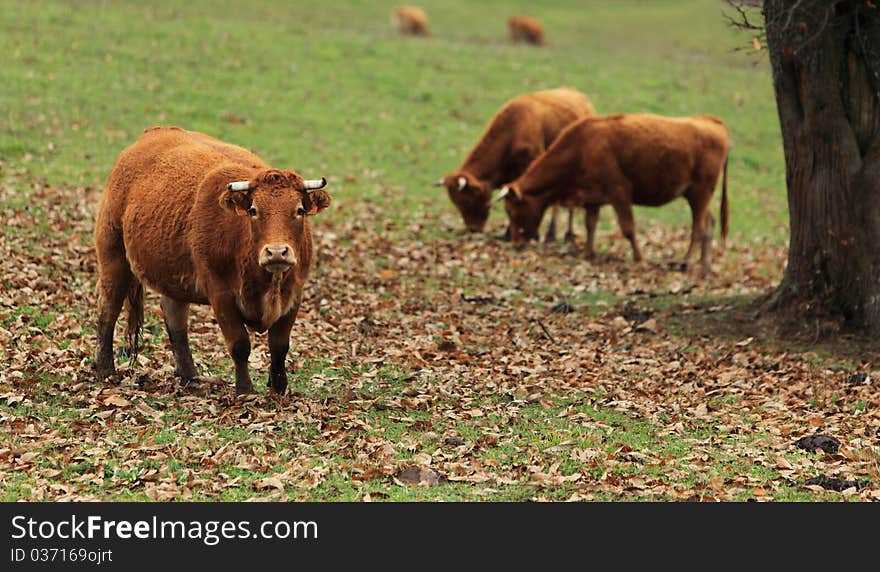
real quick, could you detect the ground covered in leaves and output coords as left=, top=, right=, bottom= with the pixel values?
left=2, top=174, right=879, bottom=502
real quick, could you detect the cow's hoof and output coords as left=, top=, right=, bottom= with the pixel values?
left=234, top=383, right=255, bottom=397
left=564, top=232, right=576, bottom=244
left=176, top=370, right=200, bottom=384
left=268, top=373, right=288, bottom=395
left=179, top=374, right=217, bottom=389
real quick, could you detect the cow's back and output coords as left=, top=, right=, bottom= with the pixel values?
left=97, top=126, right=267, bottom=301
left=459, top=87, right=595, bottom=187
left=516, top=87, right=597, bottom=146
left=100, top=127, right=264, bottom=221
left=576, top=114, right=729, bottom=206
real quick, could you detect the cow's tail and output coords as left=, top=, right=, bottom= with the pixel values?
left=720, top=154, right=729, bottom=249
left=125, top=279, right=144, bottom=364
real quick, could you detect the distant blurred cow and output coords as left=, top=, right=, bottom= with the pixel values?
left=393, top=6, right=431, bottom=37
left=508, top=16, right=544, bottom=46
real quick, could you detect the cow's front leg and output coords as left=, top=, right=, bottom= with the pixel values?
left=500, top=225, right=512, bottom=242
left=543, top=204, right=558, bottom=243
left=584, top=205, right=600, bottom=259
left=210, top=293, right=253, bottom=396
left=564, top=208, right=577, bottom=243
left=267, top=306, right=298, bottom=395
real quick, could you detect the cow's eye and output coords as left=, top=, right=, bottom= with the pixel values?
left=247, top=206, right=257, bottom=217
left=296, top=207, right=305, bottom=216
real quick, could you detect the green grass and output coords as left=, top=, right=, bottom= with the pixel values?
left=1, top=0, right=786, bottom=245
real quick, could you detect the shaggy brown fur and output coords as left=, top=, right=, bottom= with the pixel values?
left=392, top=6, right=431, bottom=36
left=93, top=126, right=331, bottom=395
left=502, top=113, right=730, bottom=271
left=508, top=16, right=545, bottom=46
left=439, top=87, right=596, bottom=238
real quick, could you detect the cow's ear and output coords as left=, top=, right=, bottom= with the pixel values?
left=220, top=185, right=254, bottom=216
left=304, top=190, right=331, bottom=216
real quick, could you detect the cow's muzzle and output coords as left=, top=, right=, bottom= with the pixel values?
left=259, top=244, right=296, bottom=273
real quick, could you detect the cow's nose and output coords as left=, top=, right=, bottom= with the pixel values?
left=259, top=244, right=296, bottom=272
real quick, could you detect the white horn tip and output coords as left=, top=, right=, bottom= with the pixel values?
left=304, top=177, right=327, bottom=190
left=457, top=176, right=467, bottom=191
left=434, top=179, right=445, bottom=187
left=227, top=181, right=251, bottom=191
left=493, top=187, right=511, bottom=203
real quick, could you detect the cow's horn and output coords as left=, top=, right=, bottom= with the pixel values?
left=457, top=176, right=467, bottom=191
left=227, top=181, right=251, bottom=191
left=303, top=177, right=327, bottom=191
left=493, top=187, right=511, bottom=203
left=434, top=178, right=445, bottom=187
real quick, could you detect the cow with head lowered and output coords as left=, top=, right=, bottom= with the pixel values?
left=437, top=87, right=596, bottom=241
left=93, top=126, right=331, bottom=396
left=508, top=15, right=545, bottom=46
left=393, top=6, right=431, bottom=37
left=497, top=113, right=730, bottom=272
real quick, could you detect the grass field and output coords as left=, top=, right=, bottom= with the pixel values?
left=2, top=1, right=878, bottom=502
left=1, top=0, right=788, bottom=242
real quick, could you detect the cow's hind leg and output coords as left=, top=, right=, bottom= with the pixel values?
left=267, top=304, right=299, bottom=395
left=160, top=296, right=198, bottom=384
left=94, top=239, right=133, bottom=381
left=701, top=212, right=715, bottom=272
left=684, top=184, right=714, bottom=272
left=610, top=199, right=642, bottom=262
left=543, top=204, right=559, bottom=243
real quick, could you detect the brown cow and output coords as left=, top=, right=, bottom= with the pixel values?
left=93, top=126, right=331, bottom=395
left=508, top=16, right=545, bottom=46
left=393, top=6, right=431, bottom=37
left=498, top=113, right=730, bottom=271
left=436, top=87, right=596, bottom=241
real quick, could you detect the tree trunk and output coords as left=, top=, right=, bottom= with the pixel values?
left=764, top=0, right=880, bottom=332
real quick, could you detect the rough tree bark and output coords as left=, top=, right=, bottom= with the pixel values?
left=762, top=0, right=880, bottom=332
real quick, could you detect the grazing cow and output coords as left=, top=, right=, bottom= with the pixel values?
left=508, top=16, right=545, bottom=46
left=436, top=87, right=596, bottom=241
left=93, top=126, right=331, bottom=395
left=497, top=113, right=730, bottom=271
left=393, top=6, right=431, bottom=37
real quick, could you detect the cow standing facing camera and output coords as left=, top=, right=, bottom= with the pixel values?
left=93, top=126, right=331, bottom=396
